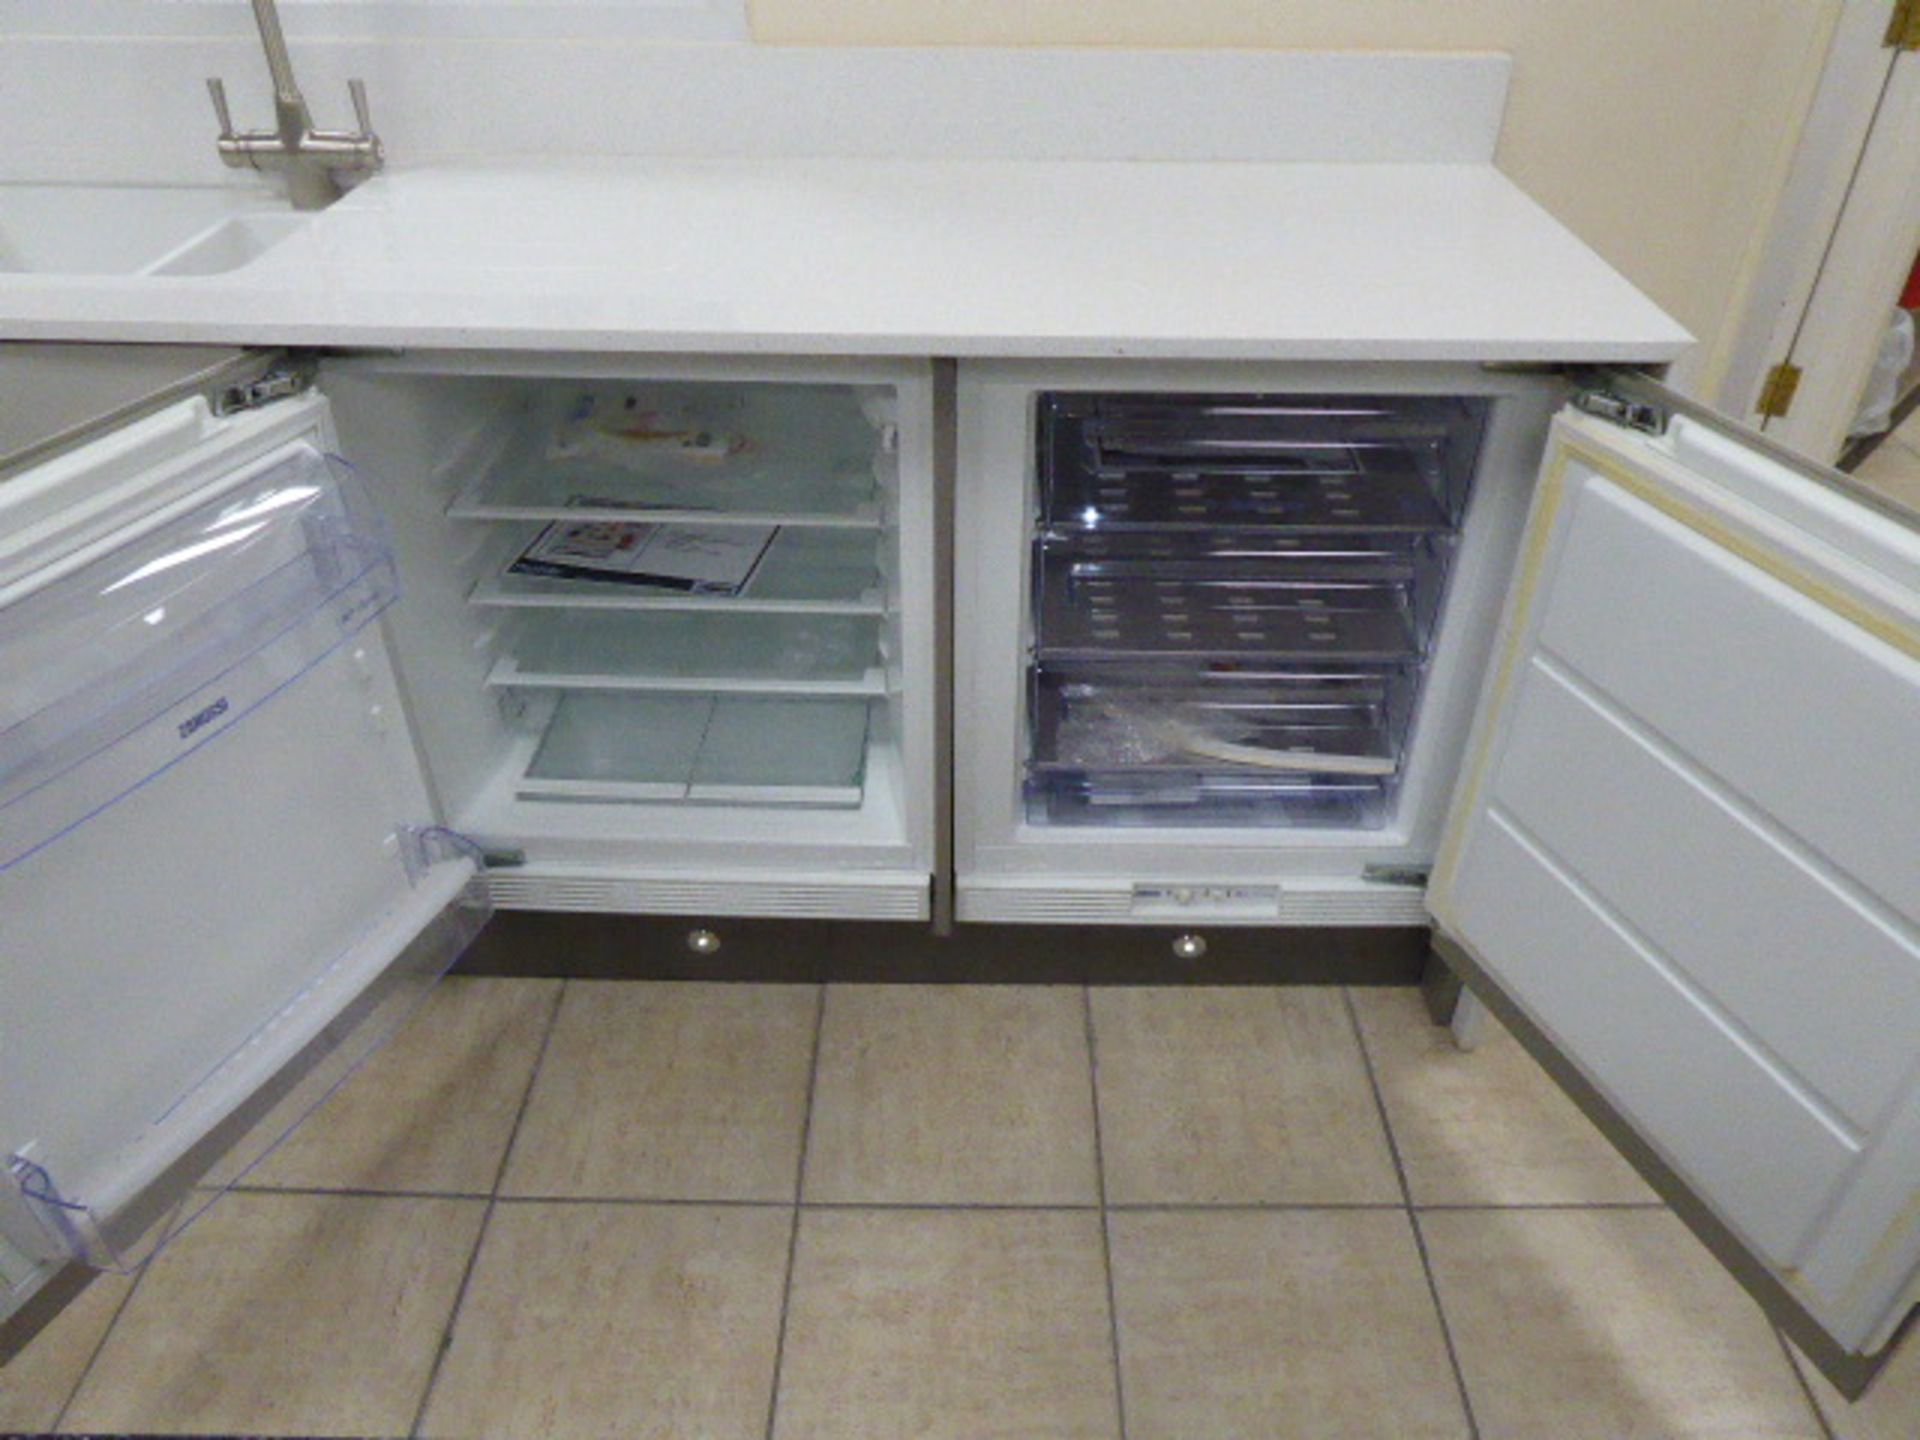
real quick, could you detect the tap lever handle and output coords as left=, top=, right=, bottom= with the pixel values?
left=206, top=77, right=236, bottom=138
left=348, top=78, right=373, bottom=136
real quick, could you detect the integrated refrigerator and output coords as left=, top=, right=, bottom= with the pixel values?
left=3, top=347, right=1918, bottom=1393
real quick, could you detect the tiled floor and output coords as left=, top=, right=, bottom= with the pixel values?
left=0, top=977, right=1890, bottom=1439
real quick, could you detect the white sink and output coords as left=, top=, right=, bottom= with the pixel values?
left=0, top=184, right=298, bottom=276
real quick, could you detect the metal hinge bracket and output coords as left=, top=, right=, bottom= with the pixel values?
left=1572, top=388, right=1667, bottom=437
left=1888, top=0, right=1920, bottom=49
left=1755, top=362, right=1803, bottom=420
left=216, top=363, right=314, bottom=416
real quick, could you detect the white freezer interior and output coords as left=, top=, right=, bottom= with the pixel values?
left=320, top=359, right=936, bottom=912
left=956, top=362, right=1563, bottom=923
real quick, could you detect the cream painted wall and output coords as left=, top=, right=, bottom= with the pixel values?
left=751, top=0, right=1843, bottom=391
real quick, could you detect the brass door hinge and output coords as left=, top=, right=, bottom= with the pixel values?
left=1889, top=0, right=1920, bottom=49
left=1756, top=362, right=1803, bottom=420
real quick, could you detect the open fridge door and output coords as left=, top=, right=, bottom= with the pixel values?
left=1428, top=372, right=1920, bottom=1396
left=0, top=388, right=490, bottom=1331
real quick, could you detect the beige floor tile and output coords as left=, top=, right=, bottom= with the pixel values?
left=1350, top=987, right=1657, bottom=1206
left=243, top=977, right=560, bottom=1194
left=64, top=1192, right=483, bottom=1438
left=1089, top=987, right=1400, bottom=1205
left=1110, top=1209, right=1470, bottom=1440
left=1791, top=1332, right=1920, bottom=1440
left=419, top=1202, right=790, bottom=1440
left=0, top=1273, right=133, bottom=1433
left=501, top=981, right=817, bottom=1201
left=803, top=985, right=1099, bottom=1204
left=1422, top=1208, right=1824, bottom=1440
left=775, top=1209, right=1120, bottom=1440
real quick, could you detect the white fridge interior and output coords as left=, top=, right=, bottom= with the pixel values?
left=320, top=356, right=938, bottom=917
left=957, top=362, right=1563, bottom=924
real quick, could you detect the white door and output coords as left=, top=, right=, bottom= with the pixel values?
left=0, top=384, right=488, bottom=1325
left=1429, top=376, right=1920, bottom=1392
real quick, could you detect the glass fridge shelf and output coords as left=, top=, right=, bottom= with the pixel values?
left=486, top=611, right=887, bottom=697
left=513, top=693, right=870, bottom=806
left=446, top=380, right=890, bottom=528
left=469, top=527, right=884, bottom=616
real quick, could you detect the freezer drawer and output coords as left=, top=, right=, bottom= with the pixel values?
left=1039, top=391, right=1480, bottom=531
left=1027, top=666, right=1410, bottom=828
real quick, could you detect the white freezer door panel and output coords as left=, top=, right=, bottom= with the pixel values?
left=1535, top=472, right=1920, bottom=927
left=1432, top=404, right=1920, bottom=1357
left=1508, top=491, right=1920, bottom=1135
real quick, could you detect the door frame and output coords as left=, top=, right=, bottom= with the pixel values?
left=1717, top=1, right=1920, bottom=462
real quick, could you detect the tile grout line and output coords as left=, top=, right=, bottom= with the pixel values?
left=223, top=1183, right=497, bottom=1202
left=1772, top=1327, right=1841, bottom=1440
left=1342, top=987, right=1483, bottom=1440
left=763, top=980, right=828, bottom=1440
left=404, top=977, right=569, bottom=1440
left=1082, top=985, right=1131, bottom=1440
left=206, top=1184, right=1592, bottom=1214
left=1412, top=1200, right=1670, bottom=1214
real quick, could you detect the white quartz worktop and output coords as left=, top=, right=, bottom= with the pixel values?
left=0, top=158, right=1691, bottom=362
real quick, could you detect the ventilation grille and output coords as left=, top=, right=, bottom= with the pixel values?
left=960, top=883, right=1428, bottom=927
left=487, top=872, right=928, bottom=920
left=959, top=888, right=1134, bottom=924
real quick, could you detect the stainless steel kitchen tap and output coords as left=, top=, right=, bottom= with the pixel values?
left=205, top=0, right=383, bottom=211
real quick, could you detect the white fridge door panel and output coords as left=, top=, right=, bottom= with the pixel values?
left=0, top=398, right=486, bottom=1315
left=1431, top=394, right=1920, bottom=1367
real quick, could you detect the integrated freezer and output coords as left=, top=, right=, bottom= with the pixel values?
left=956, top=361, right=1560, bottom=925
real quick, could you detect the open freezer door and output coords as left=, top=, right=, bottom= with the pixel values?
left=1427, top=372, right=1920, bottom=1397
left=0, top=391, right=489, bottom=1334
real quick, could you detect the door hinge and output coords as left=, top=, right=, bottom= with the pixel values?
left=1888, top=0, right=1920, bottom=49
left=1756, top=362, right=1803, bottom=420
left=215, top=363, right=313, bottom=416
left=1572, top=388, right=1667, bottom=437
